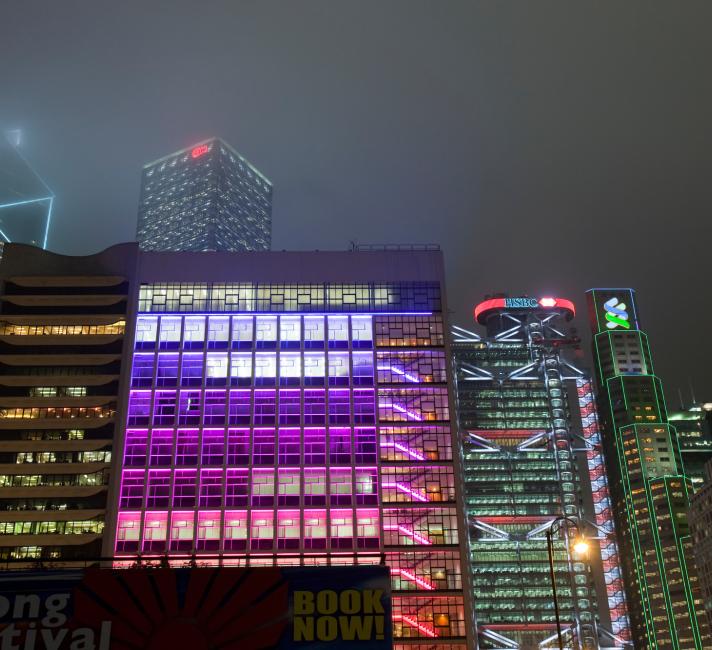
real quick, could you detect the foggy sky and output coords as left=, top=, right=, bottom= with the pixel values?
left=2, top=1, right=711, bottom=400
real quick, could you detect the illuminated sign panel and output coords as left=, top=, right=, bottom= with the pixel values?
left=586, top=289, right=638, bottom=333
left=474, top=296, right=575, bottom=323
left=0, top=566, right=392, bottom=649
left=191, top=144, right=210, bottom=159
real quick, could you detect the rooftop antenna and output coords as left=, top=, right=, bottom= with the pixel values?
left=5, top=129, right=22, bottom=148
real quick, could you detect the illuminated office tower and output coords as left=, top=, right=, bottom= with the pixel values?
left=0, top=134, right=53, bottom=254
left=137, top=138, right=271, bottom=252
left=587, top=289, right=711, bottom=649
left=668, top=402, right=712, bottom=492
left=0, top=243, right=137, bottom=563
left=108, top=247, right=475, bottom=649
left=689, top=460, right=712, bottom=632
left=452, top=296, right=630, bottom=650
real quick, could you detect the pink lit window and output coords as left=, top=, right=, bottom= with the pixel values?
left=251, top=469, right=275, bottom=507
left=175, top=429, right=199, bottom=465
left=355, top=468, right=378, bottom=505
left=201, top=429, right=225, bottom=465
left=253, top=390, right=276, bottom=424
left=328, top=389, right=350, bottom=424
left=304, top=428, right=326, bottom=464
left=169, top=511, right=194, bottom=552
left=304, top=469, right=326, bottom=506
left=203, top=390, right=226, bottom=425
left=224, top=511, right=248, bottom=550
left=197, top=511, right=222, bottom=551
left=252, top=428, right=275, bottom=465
left=277, top=510, right=301, bottom=549
left=173, top=469, right=197, bottom=507
left=356, top=509, right=380, bottom=549
left=228, top=390, right=251, bottom=425
left=278, top=469, right=300, bottom=506
left=124, top=429, right=148, bottom=466
left=225, top=468, right=249, bottom=506
left=330, top=510, right=353, bottom=549
left=199, top=469, right=223, bottom=507
left=329, top=469, right=351, bottom=507
left=178, top=390, right=202, bottom=425
left=127, top=391, right=151, bottom=426
left=226, top=428, right=249, bottom=464
left=142, top=512, right=168, bottom=552
left=149, top=430, right=173, bottom=466
left=116, top=512, right=141, bottom=553
left=120, top=470, right=145, bottom=508
left=278, top=390, right=301, bottom=425
left=146, top=470, right=171, bottom=507
left=329, top=428, right=351, bottom=464
left=354, top=427, right=377, bottom=463
left=353, top=389, right=375, bottom=424
left=304, top=390, right=326, bottom=425
left=278, top=428, right=300, bottom=465
left=250, top=510, right=274, bottom=550
left=304, top=509, right=327, bottom=549
left=153, top=391, right=176, bottom=426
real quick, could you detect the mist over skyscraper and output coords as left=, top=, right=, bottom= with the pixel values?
left=0, top=132, right=53, bottom=252
left=136, top=138, right=272, bottom=252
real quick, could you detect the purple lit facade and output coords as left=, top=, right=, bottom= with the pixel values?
left=108, top=249, right=474, bottom=648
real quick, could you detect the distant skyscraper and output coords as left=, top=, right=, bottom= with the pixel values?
left=453, top=295, right=630, bottom=650
left=587, top=288, right=711, bottom=649
left=668, top=402, right=712, bottom=491
left=689, top=460, right=712, bottom=633
left=0, top=133, right=53, bottom=251
left=136, top=138, right=272, bottom=252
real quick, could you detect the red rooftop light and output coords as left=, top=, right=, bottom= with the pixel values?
left=191, top=144, right=209, bottom=159
left=474, top=297, right=575, bottom=324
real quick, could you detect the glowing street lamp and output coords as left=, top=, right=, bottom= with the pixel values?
left=546, top=516, right=588, bottom=650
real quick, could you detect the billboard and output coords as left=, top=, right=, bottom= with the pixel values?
left=586, top=288, right=639, bottom=334
left=0, top=565, right=391, bottom=649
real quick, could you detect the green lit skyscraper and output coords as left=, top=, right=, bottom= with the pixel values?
left=587, top=289, right=711, bottom=649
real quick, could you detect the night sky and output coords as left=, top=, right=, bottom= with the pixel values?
left=2, top=2, right=711, bottom=400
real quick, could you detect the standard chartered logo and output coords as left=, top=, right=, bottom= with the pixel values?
left=604, top=297, right=630, bottom=330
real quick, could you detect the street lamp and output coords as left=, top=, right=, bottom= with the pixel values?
left=546, top=515, right=589, bottom=650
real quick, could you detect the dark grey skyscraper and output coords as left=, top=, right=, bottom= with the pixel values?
left=136, top=138, right=272, bottom=252
left=0, top=132, right=53, bottom=251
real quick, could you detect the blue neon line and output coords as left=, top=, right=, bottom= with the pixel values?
left=42, top=197, right=53, bottom=249
left=0, top=196, right=53, bottom=210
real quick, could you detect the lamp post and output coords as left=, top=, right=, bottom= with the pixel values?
left=546, top=515, right=588, bottom=650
